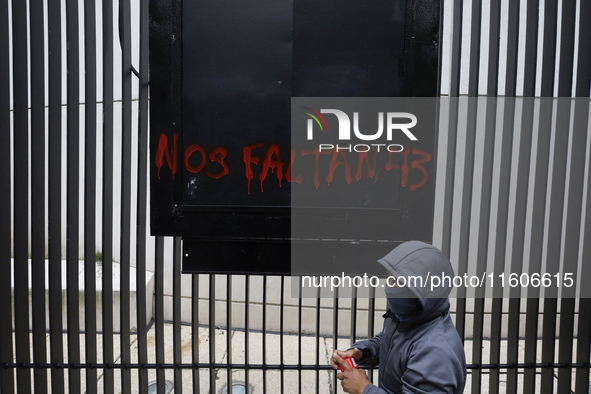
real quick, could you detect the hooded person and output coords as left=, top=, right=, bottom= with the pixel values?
left=331, top=241, right=466, bottom=394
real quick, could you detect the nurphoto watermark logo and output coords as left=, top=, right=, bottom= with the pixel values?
left=302, top=107, right=418, bottom=152
left=290, top=97, right=438, bottom=286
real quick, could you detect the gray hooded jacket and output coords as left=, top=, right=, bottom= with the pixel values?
left=351, top=241, right=466, bottom=394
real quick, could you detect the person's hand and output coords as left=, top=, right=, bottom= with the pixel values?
left=330, top=348, right=362, bottom=370
left=334, top=353, right=371, bottom=394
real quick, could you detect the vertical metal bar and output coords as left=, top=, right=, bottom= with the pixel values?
left=455, top=0, right=482, bottom=345
left=441, top=0, right=463, bottom=257
left=557, top=138, right=584, bottom=390
left=560, top=2, right=591, bottom=392
left=540, top=299, right=557, bottom=393
left=84, top=0, right=98, bottom=391
left=367, top=287, right=375, bottom=383
left=574, top=2, right=591, bottom=393
left=525, top=1, right=558, bottom=392
left=490, top=1, right=520, bottom=391
left=575, top=300, right=591, bottom=394
left=226, top=274, right=233, bottom=394
left=135, top=167, right=150, bottom=381
left=471, top=97, right=497, bottom=389
left=540, top=101, right=570, bottom=394
left=471, top=298, right=485, bottom=394
left=443, top=0, right=465, bottom=355
left=332, top=288, right=339, bottom=394
left=521, top=0, right=539, bottom=98
left=297, top=278, right=302, bottom=394
left=557, top=299, right=575, bottom=393
left=173, top=237, right=182, bottom=393
left=0, top=0, right=13, bottom=390
left=539, top=0, right=558, bottom=98
left=488, top=301, right=503, bottom=394
left=192, top=273, right=200, bottom=393
left=489, top=121, right=518, bottom=382
left=48, top=0, right=65, bottom=390
left=102, top=0, right=115, bottom=391
left=507, top=135, right=532, bottom=394
left=209, top=274, right=216, bottom=394
left=540, top=115, right=570, bottom=381
left=434, top=0, right=444, bottom=97
left=120, top=0, right=133, bottom=390
left=448, top=0, right=462, bottom=100
left=472, top=1, right=501, bottom=391
left=314, top=286, right=320, bottom=394
left=262, top=275, right=267, bottom=394
left=12, top=0, right=31, bottom=389
left=65, top=0, right=81, bottom=389
left=523, top=298, right=539, bottom=394
left=155, top=236, right=166, bottom=393
left=280, top=276, right=285, bottom=394
left=350, top=287, right=357, bottom=347
left=30, top=0, right=47, bottom=389
left=507, top=3, right=539, bottom=392
left=542, top=1, right=576, bottom=392
left=556, top=0, right=576, bottom=98
left=136, top=0, right=150, bottom=389
left=557, top=13, right=586, bottom=393
left=245, top=274, right=250, bottom=394
left=575, top=0, right=591, bottom=100
left=466, top=0, right=481, bottom=108
left=503, top=0, right=520, bottom=96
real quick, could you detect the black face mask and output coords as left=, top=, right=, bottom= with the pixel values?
left=384, top=286, right=422, bottom=322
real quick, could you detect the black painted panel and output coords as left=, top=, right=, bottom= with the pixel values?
left=150, top=0, right=441, bottom=273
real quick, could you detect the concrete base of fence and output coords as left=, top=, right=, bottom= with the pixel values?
left=9, top=259, right=154, bottom=332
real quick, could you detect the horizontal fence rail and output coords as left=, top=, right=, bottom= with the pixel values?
left=1, top=0, right=591, bottom=394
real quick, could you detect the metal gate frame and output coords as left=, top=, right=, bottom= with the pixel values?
left=1, top=0, right=591, bottom=393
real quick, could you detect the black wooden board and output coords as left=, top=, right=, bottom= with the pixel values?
left=150, top=0, right=441, bottom=274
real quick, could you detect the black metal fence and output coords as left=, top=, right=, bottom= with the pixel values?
left=440, top=1, right=590, bottom=393
left=1, top=0, right=591, bottom=393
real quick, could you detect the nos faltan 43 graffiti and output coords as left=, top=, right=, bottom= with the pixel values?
left=155, top=134, right=432, bottom=194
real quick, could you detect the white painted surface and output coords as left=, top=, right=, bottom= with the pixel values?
left=10, top=259, right=154, bottom=331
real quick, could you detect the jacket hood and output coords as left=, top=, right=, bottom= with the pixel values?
left=378, top=241, right=454, bottom=329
